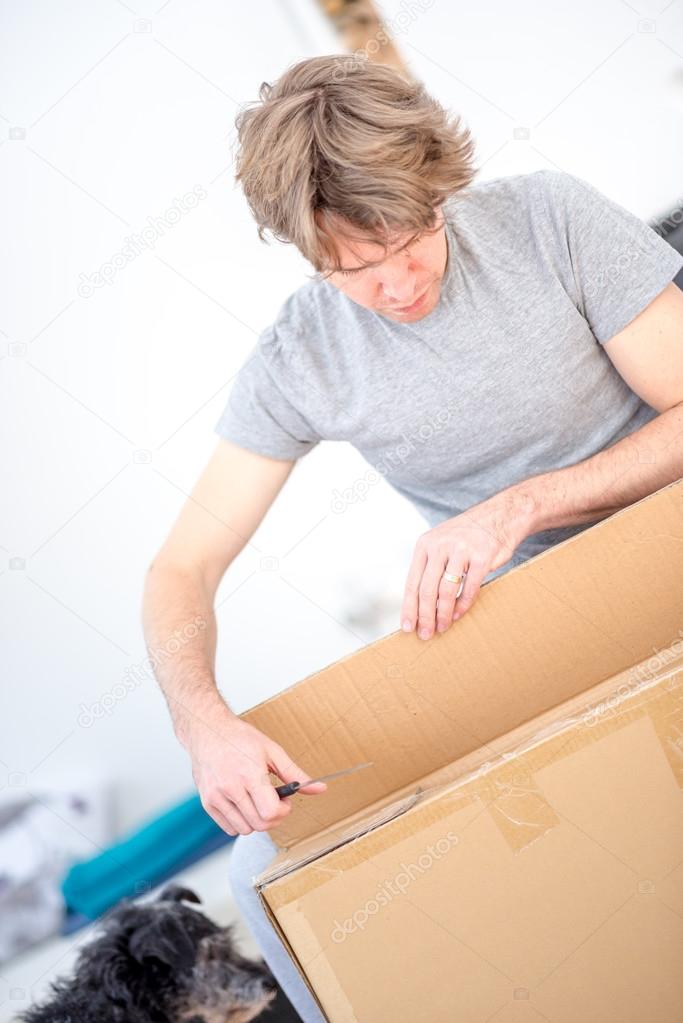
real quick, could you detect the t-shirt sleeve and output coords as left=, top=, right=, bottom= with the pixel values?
left=214, top=339, right=322, bottom=461
left=538, top=169, right=683, bottom=344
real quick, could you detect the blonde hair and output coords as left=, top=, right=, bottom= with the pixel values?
left=234, top=55, right=477, bottom=273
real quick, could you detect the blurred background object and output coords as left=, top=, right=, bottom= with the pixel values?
left=653, top=201, right=683, bottom=287
left=316, top=0, right=408, bottom=73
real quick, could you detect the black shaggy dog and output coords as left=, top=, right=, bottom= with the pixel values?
left=20, top=885, right=301, bottom=1023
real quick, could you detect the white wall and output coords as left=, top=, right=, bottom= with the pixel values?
left=2, top=0, right=682, bottom=840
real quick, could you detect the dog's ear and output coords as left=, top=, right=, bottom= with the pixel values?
left=129, top=915, right=197, bottom=972
left=158, top=884, right=201, bottom=905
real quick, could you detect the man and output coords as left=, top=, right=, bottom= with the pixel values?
left=143, top=55, right=683, bottom=1021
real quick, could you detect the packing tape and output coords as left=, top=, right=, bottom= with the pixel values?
left=444, top=654, right=683, bottom=854
left=475, top=761, right=561, bottom=854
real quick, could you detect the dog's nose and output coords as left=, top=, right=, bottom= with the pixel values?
left=263, top=972, right=278, bottom=993
left=251, top=962, right=278, bottom=994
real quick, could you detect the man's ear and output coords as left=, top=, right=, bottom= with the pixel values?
left=129, top=916, right=197, bottom=972
left=431, top=203, right=445, bottom=229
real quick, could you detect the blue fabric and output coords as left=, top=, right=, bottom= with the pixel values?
left=61, top=794, right=232, bottom=920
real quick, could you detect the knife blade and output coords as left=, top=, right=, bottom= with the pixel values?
left=276, top=761, right=374, bottom=798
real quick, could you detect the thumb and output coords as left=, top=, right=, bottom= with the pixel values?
left=266, top=743, right=327, bottom=794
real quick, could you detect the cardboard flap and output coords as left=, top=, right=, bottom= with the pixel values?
left=242, top=480, right=683, bottom=846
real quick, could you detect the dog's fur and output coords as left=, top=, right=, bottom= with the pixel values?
left=20, top=885, right=294, bottom=1023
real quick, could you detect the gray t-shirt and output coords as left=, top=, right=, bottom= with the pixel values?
left=214, top=169, right=683, bottom=579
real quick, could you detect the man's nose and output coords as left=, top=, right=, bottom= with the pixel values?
left=379, top=263, right=418, bottom=303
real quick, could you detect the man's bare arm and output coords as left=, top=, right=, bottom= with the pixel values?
left=143, top=438, right=289, bottom=740
left=512, top=400, right=683, bottom=534
left=142, top=438, right=326, bottom=835
left=513, top=280, right=683, bottom=532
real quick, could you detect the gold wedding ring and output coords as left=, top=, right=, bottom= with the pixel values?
left=443, top=570, right=467, bottom=598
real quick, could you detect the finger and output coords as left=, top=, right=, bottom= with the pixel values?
left=249, top=773, right=295, bottom=826
left=436, top=561, right=469, bottom=633
left=230, top=784, right=280, bottom=832
left=202, top=798, right=239, bottom=837
left=452, top=561, right=488, bottom=620
left=400, top=544, right=428, bottom=632
left=213, top=793, right=255, bottom=837
left=417, top=550, right=449, bottom=640
left=266, top=743, right=327, bottom=795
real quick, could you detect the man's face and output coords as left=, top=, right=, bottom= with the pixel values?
left=322, top=208, right=449, bottom=323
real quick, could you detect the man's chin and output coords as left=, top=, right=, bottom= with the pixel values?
left=379, top=283, right=440, bottom=323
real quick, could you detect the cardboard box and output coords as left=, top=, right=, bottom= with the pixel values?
left=241, top=480, right=683, bottom=1022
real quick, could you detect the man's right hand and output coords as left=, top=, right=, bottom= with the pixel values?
left=186, top=708, right=327, bottom=836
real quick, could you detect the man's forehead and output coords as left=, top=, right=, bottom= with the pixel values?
left=317, top=206, right=443, bottom=272
left=321, top=216, right=419, bottom=271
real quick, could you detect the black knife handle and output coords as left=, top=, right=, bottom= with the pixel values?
left=276, top=781, right=301, bottom=798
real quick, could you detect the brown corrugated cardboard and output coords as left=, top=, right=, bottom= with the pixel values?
left=257, top=655, right=683, bottom=1021
left=240, top=479, right=683, bottom=1021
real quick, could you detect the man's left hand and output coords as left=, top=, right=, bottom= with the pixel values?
left=400, top=488, right=536, bottom=640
